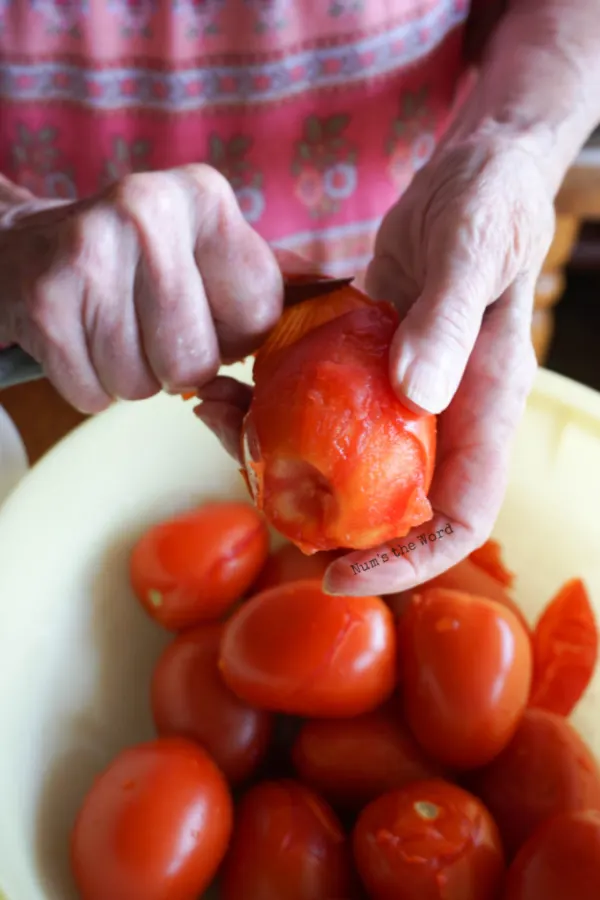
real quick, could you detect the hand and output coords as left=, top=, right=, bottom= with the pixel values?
left=0, top=165, right=283, bottom=413
left=324, top=134, right=554, bottom=595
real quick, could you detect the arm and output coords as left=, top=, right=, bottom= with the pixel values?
left=447, top=0, right=600, bottom=196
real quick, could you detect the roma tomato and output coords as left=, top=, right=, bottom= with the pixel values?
left=219, top=779, right=356, bottom=900
left=150, top=624, right=274, bottom=785
left=219, top=580, right=397, bottom=717
left=467, top=708, right=600, bottom=859
left=242, top=291, right=436, bottom=554
left=129, top=502, right=269, bottom=630
left=70, top=737, right=233, bottom=900
left=504, top=810, right=600, bottom=900
left=398, top=588, right=532, bottom=769
left=251, top=543, right=340, bottom=594
left=353, top=780, right=505, bottom=900
left=388, top=552, right=530, bottom=636
left=291, top=707, right=443, bottom=812
left=529, top=578, right=598, bottom=717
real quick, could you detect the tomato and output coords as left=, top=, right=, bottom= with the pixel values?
left=469, top=539, right=515, bottom=588
left=219, top=779, right=356, bottom=900
left=388, top=556, right=530, bottom=635
left=467, top=708, right=600, bottom=859
left=291, top=706, right=444, bottom=812
left=242, top=293, right=436, bottom=554
left=352, top=779, right=505, bottom=900
left=129, top=502, right=269, bottom=630
left=529, top=578, right=598, bottom=717
left=219, top=580, right=397, bottom=717
left=504, top=810, right=600, bottom=900
left=251, top=542, right=340, bottom=594
left=70, top=737, right=233, bottom=900
left=150, top=624, right=274, bottom=785
left=398, top=587, right=532, bottom=769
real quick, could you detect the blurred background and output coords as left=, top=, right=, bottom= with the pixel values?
left=542, top=125, right=600, bottom=393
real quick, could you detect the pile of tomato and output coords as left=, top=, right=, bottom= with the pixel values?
left=70, top=501, right=600, bottom=900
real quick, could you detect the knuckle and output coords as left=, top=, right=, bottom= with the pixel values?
left=110, top=172, right=178, bottom=222
left=159, top=347, right=220, bottom=392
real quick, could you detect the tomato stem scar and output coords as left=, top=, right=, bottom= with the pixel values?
left=414, top=801, right=440, bottom=821
left=148, top=589, right=163, bottom=608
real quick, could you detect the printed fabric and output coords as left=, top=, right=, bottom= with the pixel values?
left=0, top=0, right=471, bottom=275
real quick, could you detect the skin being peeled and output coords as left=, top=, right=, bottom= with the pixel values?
left=240, top=284, right=437, bottom=554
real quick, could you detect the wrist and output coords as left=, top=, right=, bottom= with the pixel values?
left=440, top=0, right=600, bottom=197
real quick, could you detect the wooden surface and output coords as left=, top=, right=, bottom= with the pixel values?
left=1, top=380, right=87, bottom=465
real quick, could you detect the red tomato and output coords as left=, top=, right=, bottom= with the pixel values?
left=398, top=588, right=532, bottom=769
left=291, top=706, right=444, bottom=812
left=70, top=737, right=233, bottom=900
left=504, top=810, right=600, bottom=900
left=242, top=294, right=436, bottom=554
left=219, top=779, right=356, bottom=900
left=467, top=708, right=600, bottom=859
left=469, top=539, right=515, bottom=588
left=150, top=624, right=274, bottom=785
left=388, top=556, right=530, bottom=636
left=219, top=580, right=397, bottom=717
left=529, top=578, right=598, bottom=717
left=352, top=779, right=505, bottom=900
left=129, top=502, right=269, bottom=630
left=251, top=543, right=340, bottom=594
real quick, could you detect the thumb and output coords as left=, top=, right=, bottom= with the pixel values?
left=373, top=232, right=510, bottom=416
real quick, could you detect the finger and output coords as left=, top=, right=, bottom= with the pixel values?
left=372, top=175, right=533, bottom=415
left=75, top=206, right=160, bottom=402
left=194, top=401, right=248, bottom=463
left=180, top=165, right=284, bottom=361
left=196, top=374, right=253, bottom=407
left=22, top=271, right=113, bottom=415
left=194, top=375, right=253, bottom=462
left=116, top=173, right=221, bottom=393
left=323, top=276, right=537, bottom=596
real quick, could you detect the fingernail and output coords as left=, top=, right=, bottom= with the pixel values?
left=395, top=356, right=452, bottom=414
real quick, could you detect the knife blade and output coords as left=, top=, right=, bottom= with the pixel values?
left=0, top=275, right=356, bottom=389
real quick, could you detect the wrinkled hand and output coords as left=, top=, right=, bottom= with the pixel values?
left=197, top=136, right=555, bottom=597
left=325, top=135, right=555, bottom=595
left=0, top=165, right=283, bottom=412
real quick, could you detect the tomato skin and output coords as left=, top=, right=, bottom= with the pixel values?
left=388, top=557, right=530, bottom=636
left=398, top=588, right=532, bottom=769
left=469, top=539, right=515, bottom=589
left=150, top=624, right=274, bottom=785
left=129, top=502, right=269, bottom=630
left=251, top=543, right=340, bottom=594
left=352, top=779, right=505, bottom=900
left=504, top=811, right=600, bottom=900
left=467, top=708, right=600, bottom=859
left=219, top=779, right=356, bottom=900
left=219, top=580, right=397, bottom=717
left=529, top=578, right=598, bottom=717
left=243, top=301, right=436, bottom=554
left=291, top=707, right=444, bottom=812
left=70, top=737, right=233, bottom=900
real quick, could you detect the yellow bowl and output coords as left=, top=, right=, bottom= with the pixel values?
left=0, top=362, right=599, bottom=900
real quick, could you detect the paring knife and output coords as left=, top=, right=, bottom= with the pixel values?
left=0, top=275, right=354, bottom=389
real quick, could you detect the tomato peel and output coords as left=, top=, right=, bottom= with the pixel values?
left=529, top=577, right=598, bottom=717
